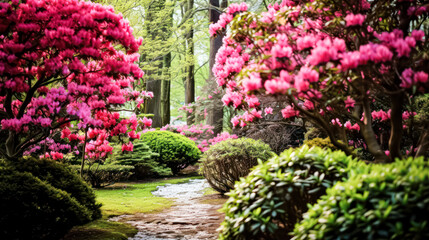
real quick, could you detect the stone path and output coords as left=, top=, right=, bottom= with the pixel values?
left=113, top=179, right=227, bottom=240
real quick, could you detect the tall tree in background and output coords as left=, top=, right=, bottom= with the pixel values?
left=206, top=0, right=227, bottom=134
left=98, top=0, right=174, bottom=127
left=184, top=0, right=195, bottom=125
left=142, top=0, right=174, bottom=127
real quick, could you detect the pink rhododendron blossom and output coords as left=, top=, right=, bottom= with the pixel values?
left=344, top=96, right=355, bottom=108
left=242, top=73, right=262, bottom=92
left=264, top=107, right=273, bottom=115
left=345, top=13, right=366, bottom=26
left=281, top=105, right=299, bottom=119
left=265, top=78, right=290, bottom=94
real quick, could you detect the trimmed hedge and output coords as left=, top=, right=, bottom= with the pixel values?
left=0, top=158, right=101, bottom=239
left=293, top=157, right=429, bottom=240
left=200, top=138, right=274, bottom=193
left=140, top=130, right=201, bottom=174
left=218, top=145, right=362, bottom=240
left=70, top=164, right=134, bottom=188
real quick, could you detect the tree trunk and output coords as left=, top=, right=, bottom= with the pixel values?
left=388, top=93, right=404, bottom=161
left=146, top=72, right=163, bottom=127
left=206, top=0, right=227, bottom=135
left=161, top=52, right=171, bottom=126
left=185, top=0, right=195, bottom=126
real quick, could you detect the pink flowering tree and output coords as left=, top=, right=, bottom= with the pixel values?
left=211, top=0, right=429, bottom=162
left=0, top=0, right=150, bottom=160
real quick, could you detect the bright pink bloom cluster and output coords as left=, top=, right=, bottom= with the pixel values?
left=0, top=0, right=150, bottom=159
left=209, top=3, right=248, bottom=36
left=345, top=13, right=366, bottom=27
left=198, top=132, right=238, bottom=152
left=211, top=0, right=429, bottom=160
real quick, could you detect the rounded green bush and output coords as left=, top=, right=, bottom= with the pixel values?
left=7, top=157, right=102, bottom=218
left=293, top=157, right=429, bottom=240
left=0, top=158, right=102, bottom=239
left=219, top=145, right=362, bottom=240
left=140, top=130, right=201, bottom=174
left=200, top=137, right=274, bottom=193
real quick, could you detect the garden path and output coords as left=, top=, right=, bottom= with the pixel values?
left=112, top=179, right=227, bottom=240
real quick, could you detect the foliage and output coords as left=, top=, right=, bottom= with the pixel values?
left=0, top=158, right=101, bottom=239
left=6, top=157, right=102, bottom=219
left=0, top=0, right=150, bottom=160
left=293, top=157, right=429, bottom=240
left=212, top=0, right=429, bottom=162
left=218, top=145, right=361, bottom=240
left=114, top=141, right=170, bottom=178
left=200, top=138, right=274, bottom=193
left=71, top=164, right=134, bottom=188
left=303, top=137, right=339, bottom=151
left=140, top=130, right=201, bottom=174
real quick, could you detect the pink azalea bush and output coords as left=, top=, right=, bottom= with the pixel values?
left=160, top=123, right=237, bottom=152
left=0, top=0, right=151, bottom=160
left=212, top=0, right=429, bottom=162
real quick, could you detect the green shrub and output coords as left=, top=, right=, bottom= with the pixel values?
left=293, top=157, right=429, bottom=240
left=219, top=145, right=362, bottom=240
left=70, top=164, right=134, bottom=188
left=6, top=157, right=101, bottom=219
left=303, top=137, right=338, bottom=150
left=140, top=130, right=201, bottom=174
left=114, top=141, right=170, bottom=178
left=200, top=138, right=274, bottom=193
left=0, top=158, right=101, bottom=239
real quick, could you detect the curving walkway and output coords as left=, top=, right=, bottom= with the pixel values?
left=113, top=179, right=226, bottom=240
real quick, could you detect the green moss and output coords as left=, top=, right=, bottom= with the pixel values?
left=96, top=176, right=202, bottom=216
left=63, top=218, right=137, bottom=240
left=66, top=176, right=202, bottom=240
left=202, top=187, right=219, bottom=195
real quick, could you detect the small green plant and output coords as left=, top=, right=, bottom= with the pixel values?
left=114, top=141, right=170, bottom=178
left=71, top=164, right=134, bottom=188
left=218, top=145, right=362, bottom=240
left=1, top=158, right=101, bottom=239
left=293, top=157, right=429, bottom=240
left=140, top=130, right=201, bottom=174
left=303, top=137, right=338, bottom=150
left=200, top=138, right=274, bottom=193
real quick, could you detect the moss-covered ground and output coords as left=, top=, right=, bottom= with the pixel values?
left=63, top=176, right=202, bottom=240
